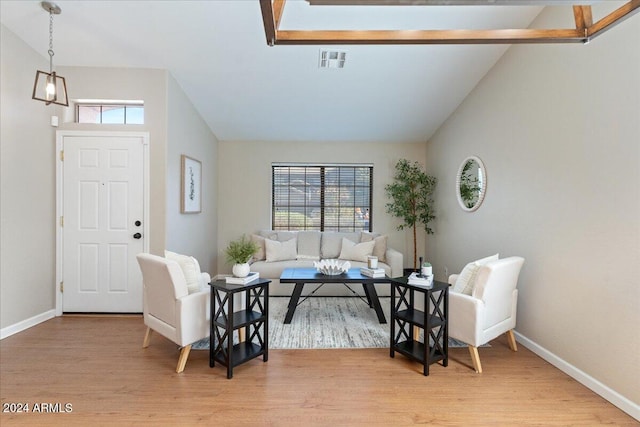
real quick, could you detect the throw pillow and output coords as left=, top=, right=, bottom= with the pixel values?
left=452, top=254, right=499, bottom=295
left=250, top=234, right=266, bottom=261
left=265, top=238, right=298, bottom=262
left=338, top=237, right=375, bottom=263
left=360, top=233, right=387, bottom=262
left=320, top=232, right=360, bottom=259
left=296, top=231, right=321, bottom=261
left=164, top=250, right=202, bottom=294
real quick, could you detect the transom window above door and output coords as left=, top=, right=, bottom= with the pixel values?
left=272, top=163, right=373, bottom=232
left=76, top=100, right=144, bottom=124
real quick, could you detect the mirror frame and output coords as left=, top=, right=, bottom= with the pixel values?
left=456, top=156, right=487, bottom=212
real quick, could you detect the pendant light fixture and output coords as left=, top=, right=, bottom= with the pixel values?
left=32, top=1, right=68, bottom=106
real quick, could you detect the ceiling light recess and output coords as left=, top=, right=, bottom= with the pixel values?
left=259, top=0, right=640, bottom=46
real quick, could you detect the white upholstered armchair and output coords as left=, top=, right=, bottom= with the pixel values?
left=448, top=256, right=525, bottom=373
left=136, top=253, right=210, bottom=373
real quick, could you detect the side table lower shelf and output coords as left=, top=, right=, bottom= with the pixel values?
left=393, top=340, right=447, bottom=365
left=211, top=341, right=265, bottom=367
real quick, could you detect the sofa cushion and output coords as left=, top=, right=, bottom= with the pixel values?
left=251, top=259, right=316, bottom=279
left=296, top=231, right=321, bottom=260
left=338, top=237, right=375, bottom=262
left=265, top=237, right=298, bottom=262
left=276, top=231, right=298, bottom=242
left=164, top=250, right=202, bottom=294
left=321, top=232, right=360, bottom=259
left=252, top=259, right=391, bottom=280
left=360, top=233, right=388, bottom=263
left=258, top=230, right=277, bottom=239
left=452, top=254, right=499, bottom=295
left=251, top=234, right=267, bottom=261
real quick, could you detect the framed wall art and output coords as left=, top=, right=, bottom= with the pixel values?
left=181, top=155, right=202, bottom=213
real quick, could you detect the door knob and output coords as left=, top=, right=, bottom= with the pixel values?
left=133, top=233, right=142, bottom=239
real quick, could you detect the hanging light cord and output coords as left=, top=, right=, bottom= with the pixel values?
left=48, top=8, right=55, bottom=73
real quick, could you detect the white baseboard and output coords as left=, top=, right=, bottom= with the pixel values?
left=0, top=310, right=56, bottom=340
left=514, top=331, right=639, bottom=421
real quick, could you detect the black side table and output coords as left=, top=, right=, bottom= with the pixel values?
left=209, top=278, right=271, bottom=379
left=389, top=277, right=449, bottom=376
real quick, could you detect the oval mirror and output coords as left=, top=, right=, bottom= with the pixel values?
left=456, top=156, right=487, bottom=212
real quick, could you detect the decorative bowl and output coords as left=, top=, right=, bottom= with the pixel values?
left=314, top=259, right=351, bottom=276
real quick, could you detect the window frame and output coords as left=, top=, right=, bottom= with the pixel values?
left=75, top=102, right=144, bottom=125
left=272, top=163, right=373, bottom=232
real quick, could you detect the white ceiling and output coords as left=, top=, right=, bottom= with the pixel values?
left=0, top=0, right=567, bottom=143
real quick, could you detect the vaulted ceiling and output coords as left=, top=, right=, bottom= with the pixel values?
left=0, top=1, right=634, bottom=143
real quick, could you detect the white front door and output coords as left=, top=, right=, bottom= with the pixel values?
left=60, top=132, right=147, bottom=312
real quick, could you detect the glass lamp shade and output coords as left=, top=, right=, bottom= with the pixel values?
left=32, top=70, right=68, bottom=106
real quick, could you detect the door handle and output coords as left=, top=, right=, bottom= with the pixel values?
left=133, top=233, right=142, bottom=239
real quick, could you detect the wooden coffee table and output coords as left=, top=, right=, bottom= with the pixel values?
left=279, top=267, right=389, bottom=324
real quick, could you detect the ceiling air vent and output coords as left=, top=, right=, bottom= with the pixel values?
left=319, top=50, right=347, bottom=69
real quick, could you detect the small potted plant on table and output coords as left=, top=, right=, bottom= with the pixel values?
left=225, top=235, right=259, bottom=278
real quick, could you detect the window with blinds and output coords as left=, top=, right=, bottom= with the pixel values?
left=272, top=164, right=373, bottom=232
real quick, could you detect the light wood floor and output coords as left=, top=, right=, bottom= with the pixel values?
left=1, top=316, right=636, bottom=426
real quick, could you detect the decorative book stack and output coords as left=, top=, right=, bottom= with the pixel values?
left=407, top=272, right=433, bottom=288
left=360, top=267, right=385, bottom=278
left=225, top=272, right=260, bottom=285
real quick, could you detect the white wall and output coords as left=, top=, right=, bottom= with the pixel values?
left=217, top=141, right=427, bottom=276
left=1, top=25, right=218, bottom=330
left=0, top=25, right=57, bottom=329
left=426, top=7, right=639, bottom=408
left=166, top=74, right=219, bottom=273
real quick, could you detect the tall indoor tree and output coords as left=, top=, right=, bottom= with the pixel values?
left=385, top=159, right=437, bottom=270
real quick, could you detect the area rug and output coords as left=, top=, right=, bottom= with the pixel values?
left=192, top=297, right=479, bottom=350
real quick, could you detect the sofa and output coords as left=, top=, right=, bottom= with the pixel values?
left=248, top=230, right=403, bottom=296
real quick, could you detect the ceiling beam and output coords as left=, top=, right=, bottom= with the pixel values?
left=587, top=0, right=640, bottom=39
left=260, top=0, right=277, bottom=46
left=273, top=0, right=286, bottom=30
left=275, top=29, right=586, bottom=45
left=573, top=6, right=593, bottom=30
left=259, top=0, right=640, bottom=45
left=307, top=1, right=601, bottom=5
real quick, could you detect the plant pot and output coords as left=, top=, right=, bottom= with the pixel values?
left=232, top=262, right=251, bottom=278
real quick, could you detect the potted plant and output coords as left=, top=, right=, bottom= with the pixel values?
left=385, top=159, right=437, bottom=271
left=224, top=235, right=259, bottom=278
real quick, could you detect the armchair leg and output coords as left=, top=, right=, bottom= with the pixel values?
left=142, top=327, right=153, bottom=348
left=469, top=346, right=483, bottom=373
left=176, top=344, right=192, bottom=373
left=506, top=329, right=518, bottom=352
